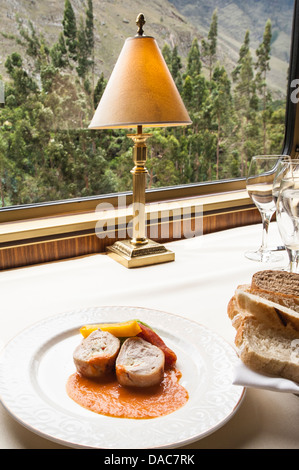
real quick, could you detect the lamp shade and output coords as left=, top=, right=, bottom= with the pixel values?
left=89, top=35, right=192, bottom=129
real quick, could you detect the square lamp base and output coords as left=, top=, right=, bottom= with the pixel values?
left=107, top=239, right=175, bottom=268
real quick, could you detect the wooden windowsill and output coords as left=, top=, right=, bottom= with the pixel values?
left=0, top=189, right=252, bottom=245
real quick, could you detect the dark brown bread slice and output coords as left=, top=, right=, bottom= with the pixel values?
left=251, top=270, right=299, bottom=313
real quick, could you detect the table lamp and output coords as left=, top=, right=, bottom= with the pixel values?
left=89, top=14, right=192, bottom=268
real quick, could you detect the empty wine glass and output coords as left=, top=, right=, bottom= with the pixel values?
left=276, top=169, right=299, bottom=273
left=245, top=155, right=284, bottom=263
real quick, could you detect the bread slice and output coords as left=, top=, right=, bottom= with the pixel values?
left=235, top=317, right=299, bottom=383
left=251, top=270, right=299, bottom=313
left=228, top=270, right=299, bottom=383
left=116, top=337, right=165, bottom=387
left=231, top=286, right=299, bottom=332
left=227, top=284, right=251, bottom=329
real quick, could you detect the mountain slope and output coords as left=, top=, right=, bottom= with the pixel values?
left=0, top=0, right=294, bottom=97
left=0, top=0, right=198, bottom=79
left=170, top=0, right=294, bottom=96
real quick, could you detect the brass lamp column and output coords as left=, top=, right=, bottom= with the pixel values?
left=129, top=125, right=150, bottom=246
left=89, top=14, right=192, bottom=268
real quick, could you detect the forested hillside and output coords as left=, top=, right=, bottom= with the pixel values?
left=0, top=0, right=290, bottom=207
left=171, top=0, right=294, bottom=96
left=0, top=0, right=198, bottom=80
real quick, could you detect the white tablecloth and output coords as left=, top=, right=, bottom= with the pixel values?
left=1, top=222, right=299, bottom=449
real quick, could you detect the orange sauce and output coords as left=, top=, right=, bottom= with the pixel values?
left=66, top=368, right=189, bottom=419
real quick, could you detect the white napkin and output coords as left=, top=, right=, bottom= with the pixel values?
left=233, top=359, right=299, bottom=394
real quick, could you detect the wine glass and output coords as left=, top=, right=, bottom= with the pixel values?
left=276, top=170, right=299, bottom=273
left=272, top=157, right=297, bottom=203
left=245, top=155, right=284, bottom=263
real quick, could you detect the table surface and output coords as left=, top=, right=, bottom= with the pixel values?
left=1, top=222, right=299, bottom=449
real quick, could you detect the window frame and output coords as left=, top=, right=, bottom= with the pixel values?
left=0, top=177, right=246, bottom=223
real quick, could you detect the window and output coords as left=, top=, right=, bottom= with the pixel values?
left=0, top=1, right=298, bottom=270
left=0, top=0, right=295, bottom=212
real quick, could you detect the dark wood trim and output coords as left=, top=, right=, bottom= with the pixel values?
left=0, top=205, right=261, bottom=270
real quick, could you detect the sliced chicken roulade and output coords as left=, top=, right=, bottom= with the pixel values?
left=116, top=337, right=165, bottom=387
left=73, top=329, right=120, bottom=379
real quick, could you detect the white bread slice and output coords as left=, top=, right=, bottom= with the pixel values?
left=227, top=284, right=252, bottom=330
left=116, top=337, right=165, bottom=387
left=235, top=317, right=299, bottom=383
left=251, top=270, right=299, bottom=313
left=233, top=286, right=299, bottom=332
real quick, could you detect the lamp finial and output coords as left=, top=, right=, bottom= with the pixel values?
left=136, top=13, right=145, bottom=36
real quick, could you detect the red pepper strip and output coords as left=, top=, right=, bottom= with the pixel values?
left=137, top=323, right=177, bottom=368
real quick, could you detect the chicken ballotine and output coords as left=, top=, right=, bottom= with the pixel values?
left=66, top=319, right=189, bottom=419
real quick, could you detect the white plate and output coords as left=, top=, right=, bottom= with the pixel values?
left=0, top=306, right=245, bottom=449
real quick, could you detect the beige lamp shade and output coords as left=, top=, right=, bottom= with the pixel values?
left=89, top=35, right=192, bottom=129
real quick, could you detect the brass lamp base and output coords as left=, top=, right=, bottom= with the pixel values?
left=107, top=239, right=175, bottom=268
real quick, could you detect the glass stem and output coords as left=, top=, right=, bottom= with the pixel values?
left=260, top=212, right=272, bottom=254
left=286, top=248, right=299, bottom=273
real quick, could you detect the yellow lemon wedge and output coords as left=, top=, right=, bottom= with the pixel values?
left=80, top=319, right=142, bottom=338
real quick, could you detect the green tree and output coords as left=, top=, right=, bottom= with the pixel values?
left=267, top=106, right=286, bottom=154
left=255, top=19, right=272, bottom=153
left=2, top=53, right=51, bottom=204
left=85, top=0, right=94, bottom=51
left=0, top=124, right=10, bottom=206
left=17, top=19, right=41, bottom=60
left=76, top=0, right=94, bottom=80
left=76, top=17, right=89, bottom=78
left=50, top=32, right=68, bottom=68
left=182, top=75, right=193, bottom=109
left=16, top=18, right=51, bottom=73
left=183, top=38, right=207, bottom=114
left=232, top=30, right=250, bottom=82
left=94, top=73, right=106, bottom=108
left=233, top=31, right=260, bottom=175
left=85, top=0, right=95, bottom=94
left=170, top=45, right=183, bottom=92
left=211, top=65, right=234, bottom=179
left=162, top=44, right=172, bottom=70
left=146, top=130, right=180, bottom=188
left=63, top=0, right=77, bottom=60
left=201, top=9, right=218, bottom=81
left=186, top=38, right=202, bottom=77
left=5, top=53, right=38, bottom=105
